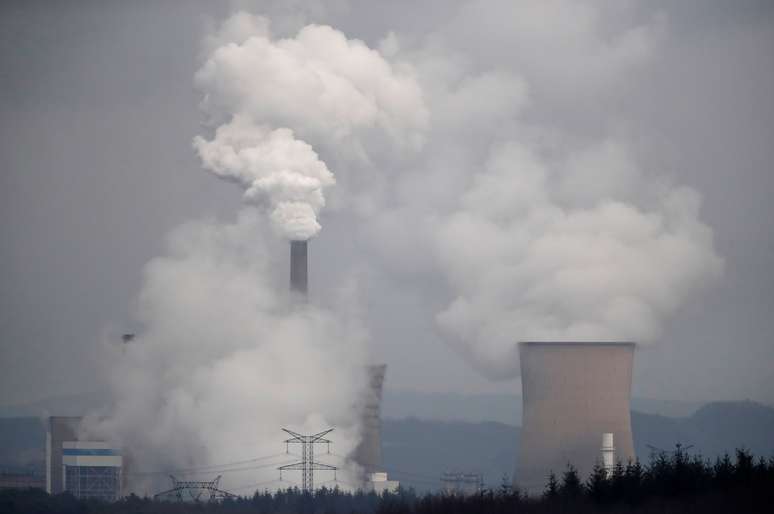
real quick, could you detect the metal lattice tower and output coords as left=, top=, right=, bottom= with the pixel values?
left=278, top=428, right=337, bottom=493
left=153, top=474, right=236, bottom=502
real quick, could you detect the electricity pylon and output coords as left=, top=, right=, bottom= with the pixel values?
left=154, top=475, right=235, bottom=502
left=278, top=428, right=337, bottom=493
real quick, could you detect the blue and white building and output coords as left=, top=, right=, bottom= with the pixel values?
left=46, top=417, right=123, bottom=501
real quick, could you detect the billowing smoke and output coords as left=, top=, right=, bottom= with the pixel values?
left=193, top=12, right=427, bottom=239
left=88, top=211, right=368, bottom=492
left=433, top=141, right=723, bottom=378
left=194, top=116, right=334, bottom=240
left=349, top=0, right=723, bottom=379
left=89, top=2, right=725, bottom=494
left=86, top=12, right=427, bottom=494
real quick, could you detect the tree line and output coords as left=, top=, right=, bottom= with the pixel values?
left=1, top=447, right=772, bottom=513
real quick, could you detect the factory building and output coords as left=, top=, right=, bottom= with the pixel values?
left=515, top=342, right=636, bottom=494
left=0, top=471, right=45, bottom=490
left=46, top=416, right=123, bottom=501
left=366, top=472, right=399, bottom=494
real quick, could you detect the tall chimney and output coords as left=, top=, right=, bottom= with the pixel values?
left=515, top=342, right=636, bottom=494
left=290, top=240, right=308, bottom=297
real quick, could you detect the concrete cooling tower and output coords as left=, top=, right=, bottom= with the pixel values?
left=354, top=364, right=387, bottom=476
left=515, top=342, right=636, bottom=494
left=290, top=240, right=308, bottom=296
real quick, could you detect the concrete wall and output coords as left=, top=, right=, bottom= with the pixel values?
left=515, top=342, right=636, bottom=494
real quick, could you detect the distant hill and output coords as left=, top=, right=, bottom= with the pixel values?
left=381, top=418, right=518, bottom=491
left=1, top=390, right=704, bottom=423
left=382, top=390, right=703, bottom=425
left=0, top=417, right=45, bottom=473
left=633, top=400, right=774, bottom=459
left=384, top=401, right=774, bottom=491
left=1, top=401, right=771, bottom=493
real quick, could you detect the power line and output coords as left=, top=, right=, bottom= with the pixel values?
left=127, top=452, right=292, bottom=477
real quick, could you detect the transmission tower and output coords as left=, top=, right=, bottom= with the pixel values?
left=154, top=474, right=236, bottom=502
left=278, top=428, right=337, bottom=493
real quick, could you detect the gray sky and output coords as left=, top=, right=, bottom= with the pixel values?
left=1, top=0, right=773, bottom=407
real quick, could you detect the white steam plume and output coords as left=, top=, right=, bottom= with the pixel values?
left=353, top=0, right=723, bottom=379
left=194, top=116, right=334, bottom=240
left=193, top=13, right=427, bottom=239
left=433, top=141, right=723, bottom=378
left=86, top=12, right=428, bottom=494
left=88, top=211, right=368, bottom=493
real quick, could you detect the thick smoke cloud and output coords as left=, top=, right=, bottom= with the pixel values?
left=194, top=116, right=334, bottom=240
left=87, top=1, right=725, bottom=493
left=350, top=0, right=723, bottom=379
left=433, top=142, right=723, bottom=378
left=86, top=12, right=430, bottom=493
left=193, top=12, right=427, bottom=239
left=87, top=210, right=368, bottom=492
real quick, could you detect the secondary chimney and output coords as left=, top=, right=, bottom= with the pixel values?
left=290, top=240, right=308, bottom=297
left=354, top=364, right=387, bottom=478
left=602, top=433, right=615, bottom=476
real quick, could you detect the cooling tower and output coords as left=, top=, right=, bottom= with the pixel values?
left=515, top=342, right=636, bottom=494
left=354, top=364, right=387, bottom=476
left=289, top=240, right=308, bottom=296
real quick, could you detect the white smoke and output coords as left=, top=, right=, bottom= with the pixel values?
left=194, top=116, right=334, bottom=240
left=352, top=0, right=723, bottom=379
left=86, top=12, right=429, bottom=494
left=432, top=141, right=723, bottom=378
left=89, top=3, right=725, bottom=495
left=193, top=12, right=427, bottom=239
left=88, top=210, right=368, bottom=493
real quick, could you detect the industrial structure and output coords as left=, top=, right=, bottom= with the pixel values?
left=366, top=472, right=399, bottom=494
left=0, top=471, right=45, bottom=490
left=46, top=417, right=123, bottom=501
left=290, top=240, right=308, bottom=296
left=278, top=428, right=337, bottom=493
left=602, top=433, right=616, bottom=477
left=154, top=475, right=235, bottom=502
left=515, top=342, right=636, bottom=494
left=286, top=238, right=392, bottom=492
left=354, top=364, right=387, bottom=475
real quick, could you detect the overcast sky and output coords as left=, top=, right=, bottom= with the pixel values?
left=1, top=0, right=773, bottom=408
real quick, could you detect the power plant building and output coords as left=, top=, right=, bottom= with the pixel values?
left=515, top=342, right=636, bottom=494
left=46, top=416, right=123, bottom=501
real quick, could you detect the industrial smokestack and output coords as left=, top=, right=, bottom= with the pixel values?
left=290, top=240, right=308, bottom=297
left=515, top=342, right=636, bottom=494
left=354, top=364, right=387, bottom=477
left=602, top=433, right=615, bottom=477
